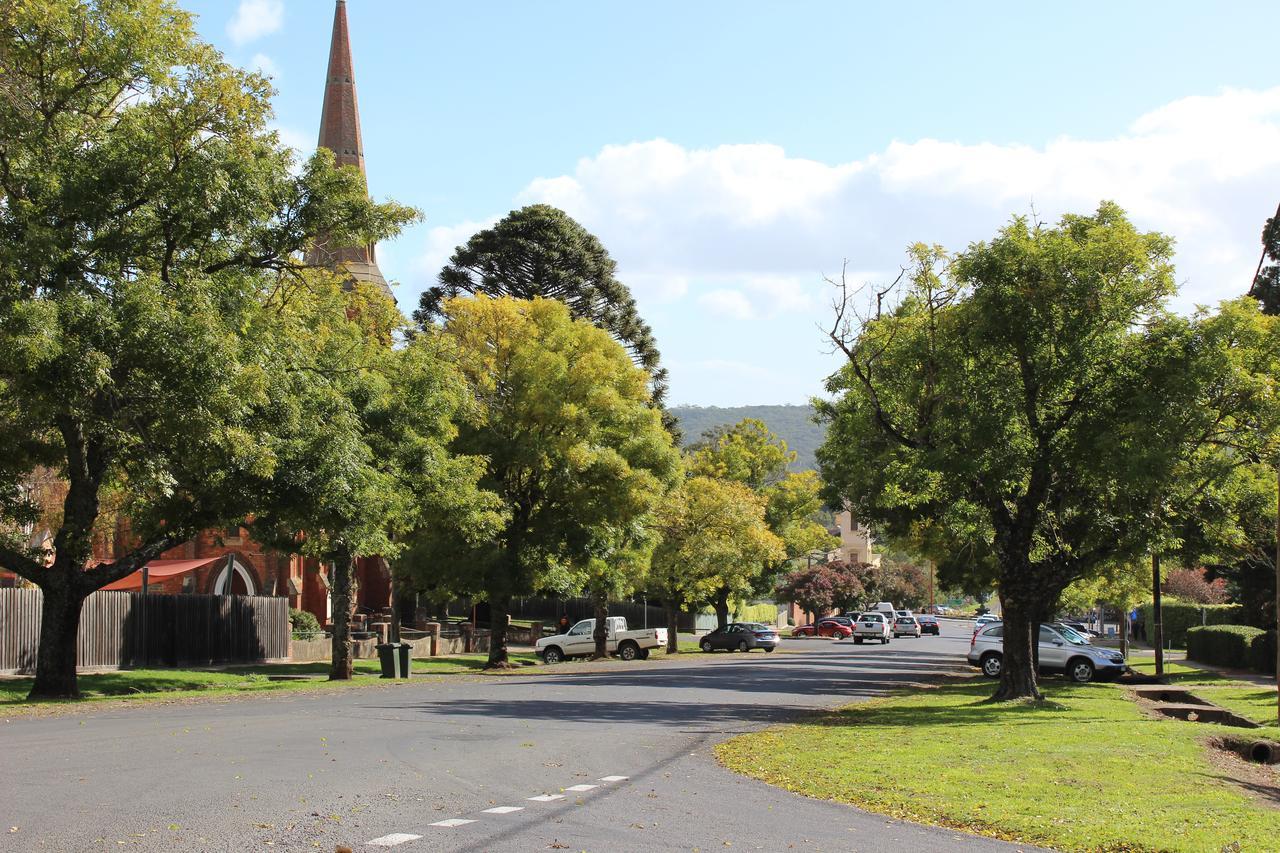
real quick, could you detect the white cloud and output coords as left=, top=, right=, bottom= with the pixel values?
left=510, top=86, right=1280, bottom=314
left=250, top=53, right=278, bottom=79
left=227, top=0, right=284, bottom=46
left=698, top=289, right=755, bottom=321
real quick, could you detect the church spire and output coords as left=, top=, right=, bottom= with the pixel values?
left=307, top=0, right=391, bottom=299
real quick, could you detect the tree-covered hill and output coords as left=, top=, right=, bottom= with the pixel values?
left=670, top=405, right=825, bottom=471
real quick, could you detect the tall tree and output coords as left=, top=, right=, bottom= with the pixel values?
left=819, top=204, right=1280, bottom=701
left=413, top=204, right=673, bottom=419
left=650, top=475, right=784, bottom=653
left=0, top=0, right=413, bottom=699
left=1248, top=203, right=1280, bottom=315
left=688, top=420, right=835, bottom=626
left=406, top=296, right=680, bottom=667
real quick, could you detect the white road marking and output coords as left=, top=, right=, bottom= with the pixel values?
left=599, top=775, right=629, bottom=782
left=527, top=793, right=565, bottom=802
left=366, top=833, right=423, bottom=847
left=565, top=784, right=598, bottom=792
left=481, top=806, right=524, bottom=814
left=429, top=818, right=477, bottom=828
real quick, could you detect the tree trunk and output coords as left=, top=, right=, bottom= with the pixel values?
left=28, top=572, right=86, bottom=700
left=713, top=586, right=730, bottom=630
left=591, top=591, right=609, bottom=659
left=329, top=550, right=354, bottom=681
left=665, top=600, right=679, bottom=653
left=487, top=592, right=512, bottom=668
left=991, top=593, right=1041, bottom=702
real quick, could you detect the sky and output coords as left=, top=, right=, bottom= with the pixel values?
left=183, top=0, right=1280, bottom=406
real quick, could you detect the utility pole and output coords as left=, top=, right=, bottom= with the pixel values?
left=928, top=560, right=935, bottom=610
left=1152, top=553, right=1164, bottom=678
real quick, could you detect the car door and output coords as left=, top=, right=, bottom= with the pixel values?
left=1038, top=625, right=1070, bottom=669
left=563, top=620, right=595, bottom=656
left=705, top=626, right=727, bottom=649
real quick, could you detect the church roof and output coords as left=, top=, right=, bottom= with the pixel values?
left=306, top=0, right=392, bottom=300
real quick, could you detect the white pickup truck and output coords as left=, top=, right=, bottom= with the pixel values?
left=536, top=616, right=667, bottom=663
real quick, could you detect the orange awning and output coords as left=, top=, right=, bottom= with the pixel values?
left=102, top=557, right=222, bottom=591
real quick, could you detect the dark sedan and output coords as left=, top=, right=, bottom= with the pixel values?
left=700, top=622, right=781, bottom=652
left=917, top=614, right=941, bottom=635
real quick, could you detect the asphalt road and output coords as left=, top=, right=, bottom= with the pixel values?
left=0, top=625, right=1039, bottom=852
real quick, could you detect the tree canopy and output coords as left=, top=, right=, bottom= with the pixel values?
left=819, top=203, right=1280, bottom=701
left=402, top=296, right=680, bottom=666
left=0, top=0, right=415, bottom=698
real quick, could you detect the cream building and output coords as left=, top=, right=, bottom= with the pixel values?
left=827, top=507, right=881, bottom=567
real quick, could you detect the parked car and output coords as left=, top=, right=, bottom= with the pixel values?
left=853, top=611, right=892, bottom=644
left=967, top=622, right=1125, bottom=683
left=700, top=622, right=780, bottom=653
left=791, top=618, right=853, bottom=639
left=893, top=616, right=921, bottom=638
left=536, top=617, right=666, bottom=663
left=916, top=614, right=941, bottom=635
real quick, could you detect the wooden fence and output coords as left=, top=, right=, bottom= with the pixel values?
left=0, top=588, right=289, bottom=674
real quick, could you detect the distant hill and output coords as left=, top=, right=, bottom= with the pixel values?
left=670, top=405, right=826, bottom=471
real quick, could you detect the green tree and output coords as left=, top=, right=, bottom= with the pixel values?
left=407, top=296, right=679, bottom=667
left=413, top=204, right=672, bottom=417
left=819, top=204, right=1280, bottom=701
left=650, top=475, right=784, bottom=652
left=688, top=420, right=835, bottom=626
left=0, top=0, right=413, bottom=699
left=1248, top=203, right=1280, bottom=315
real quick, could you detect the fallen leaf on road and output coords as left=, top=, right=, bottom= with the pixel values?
left=547, top=842, right=569, bottom=850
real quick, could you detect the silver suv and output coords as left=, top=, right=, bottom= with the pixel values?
left=967, top=622, right=1125, bottom=683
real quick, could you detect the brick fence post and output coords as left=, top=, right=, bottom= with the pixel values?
left=462, top=622, right=474, bottom=654
left=426, top=622, right=441, bottom=657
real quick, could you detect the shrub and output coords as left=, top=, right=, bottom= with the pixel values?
left=1187, top=625, right=1265, bottom=669
left=1250, top=631, right=1277, bottom=675
left=1139, top=601, right=1246, bottom=648
left=289, top=608, right=321, bottom=637
left=1163, top=567, right=1228, bottom=604
left=733, top=603, right=779, bottom=624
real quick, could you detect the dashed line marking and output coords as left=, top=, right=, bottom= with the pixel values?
left=527, top=793, right=566, bottom=802
left=481, top=806, right=524, bottom=814
left=599, top=775, right=628, bottom=782
left=366, top=833, right=422, bottom=847
left=428, top=818, right=477, bottom=828
left=565, top=784, right=598, bottom=792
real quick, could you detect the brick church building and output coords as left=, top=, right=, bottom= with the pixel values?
left=2, top=2, right=396, bottom=626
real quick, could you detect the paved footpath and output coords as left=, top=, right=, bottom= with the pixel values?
left=0, top=630, right=1042, bottom=852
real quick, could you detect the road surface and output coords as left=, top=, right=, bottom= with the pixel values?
left=0, top=625, right=1038, bottom=852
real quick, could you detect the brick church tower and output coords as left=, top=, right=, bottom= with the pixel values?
left=305, top=0, right=392, bottom=300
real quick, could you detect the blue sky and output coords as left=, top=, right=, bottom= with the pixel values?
left=185, top=0, right=1280, bottom=405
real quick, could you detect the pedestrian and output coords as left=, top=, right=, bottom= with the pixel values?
left=557, top=614, right=571, bottom=635
left=1131, top=608, right=1145, bottom=643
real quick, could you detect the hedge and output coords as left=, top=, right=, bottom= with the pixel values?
left=733, top=603, right=780, bottom=624
left=1139, top=601, right=1245, bottom=648
left=1251, top=630, right=1277, bottom=675
left=1187, top=625, right=1265, bottom=669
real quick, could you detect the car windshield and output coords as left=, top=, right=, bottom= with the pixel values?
left=1054, top=626, right=1089, bottom=645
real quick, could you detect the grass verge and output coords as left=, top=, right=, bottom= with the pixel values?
left=717, top=678, right=1278, bottom=852
left=1128, top=659, right=1279, bottom=728
left=0, top=653, right=538, bottom=707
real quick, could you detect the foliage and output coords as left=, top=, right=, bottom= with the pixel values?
left=413, top=204, right=670, bottom=413
left=1138, top=601, right=1246, bottom=648
left=1186, top=624, right=1265, bottom=670
left=672, top=405, right=825, bottom=471
left=718, top=679, right=1280, bottom=852
left=1057, top=559, right=1150, bottom=614
left=818, top=203, right=1280, bottom=701
left=1247, top=203, right=1280, bottom=315
left=1251, top=631, right=1276, bottom=675
left=0, top=0, right=415, bottom=699
left=731, top=602, right=779, bottom=624
left=1163, top=566, right=1229, bottom=604
left=289, top=608, right=321, bottom=635
left=864, top=556, right=930, bottom=610
left=403, top=296, right=680, bottom=666
left=649, top=474, right=784, bottom=647
left=773, top=560, right=866, bottom=616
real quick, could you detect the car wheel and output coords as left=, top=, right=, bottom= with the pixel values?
left=881, top=637, right=889, bottom=644
left=738, top=640, right=750, bottom=652
left=980, top=652, right=1002, bottom=678
left=764, top=646, right=776, bottom=653
left=701, top=640, right=713, bottom=653
left=618, top=641, right=639, bottom=661
left=1068, top=658, right=1095, bottom=683
left=543, top=646, right=564, bottom=665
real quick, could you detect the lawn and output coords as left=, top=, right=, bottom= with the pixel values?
left=0, top=653, right=538, bottom=707
left=1128, top=658, right=1279, bottom=728
left=717, top=678, right=1280, bottom=852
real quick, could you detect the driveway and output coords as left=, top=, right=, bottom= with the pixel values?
left=0, top=626, right=1037, bottom=852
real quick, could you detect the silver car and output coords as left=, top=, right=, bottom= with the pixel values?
left=967, top=622, right=1125, bottom=683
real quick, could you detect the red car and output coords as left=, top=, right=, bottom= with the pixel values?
left=792, top=618, right=853, bottom=639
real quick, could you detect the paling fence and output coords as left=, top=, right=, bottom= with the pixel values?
left=0, top=588, right=289, bottom=674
